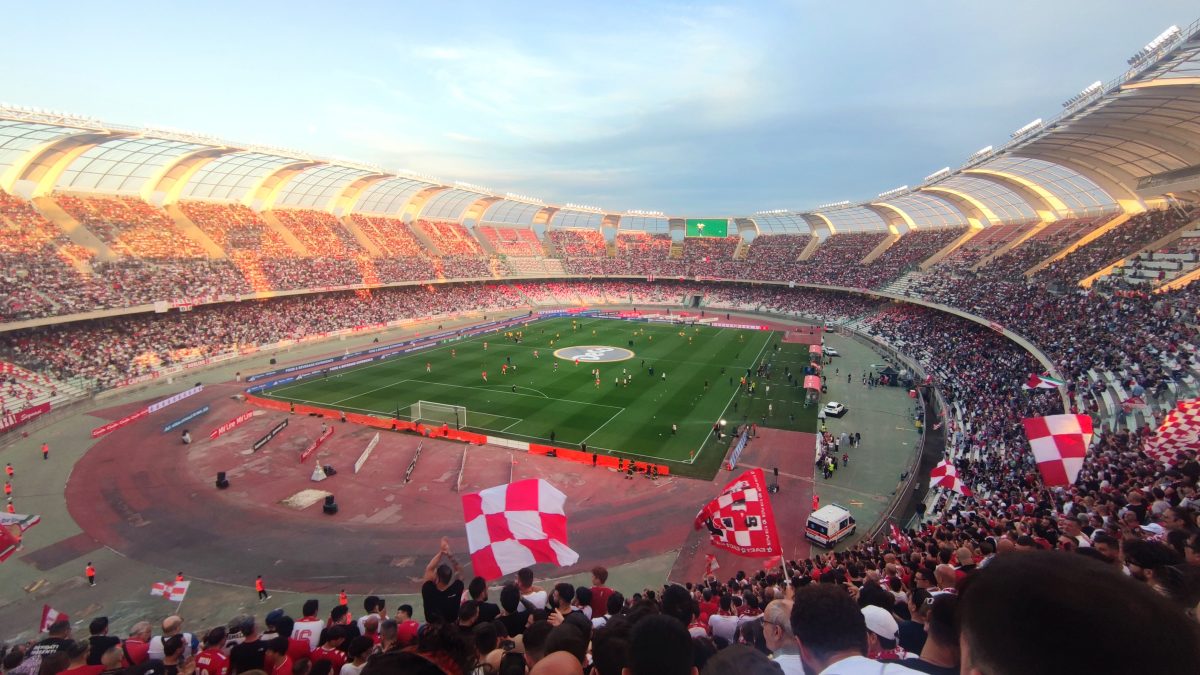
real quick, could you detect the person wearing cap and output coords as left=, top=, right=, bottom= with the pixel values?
left=862, top=606, right=907, bottom=661
left=262, top=610, right=285, bottom=640
left=789, top=585, right=920, bottom=675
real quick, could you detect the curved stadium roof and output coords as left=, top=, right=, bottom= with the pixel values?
left=1, top=18, right=1199, bottom=230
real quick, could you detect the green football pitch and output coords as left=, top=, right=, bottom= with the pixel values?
left=260, top=317, right=819, bottom=477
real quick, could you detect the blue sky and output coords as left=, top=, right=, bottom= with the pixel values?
left=3, top=1, right=1196, bottom=214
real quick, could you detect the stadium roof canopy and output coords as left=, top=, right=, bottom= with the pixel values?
left=1, top=18, right=1199, bottom=229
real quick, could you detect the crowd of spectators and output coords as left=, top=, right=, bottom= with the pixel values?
left=270, top=210, right=365, bottom=259
left=416, top=220, right=487, bottom=257
left=978, top=216, right=1108, bottom=279
left=56, top=194, right=208, bottom=260
left=547, top=229, right=607, bottom=257
left=935, top=222, right=1030, bottom=270
left=477, top=226, right=545, bottom=257
left=1037, top=207, right=1197, bottom=286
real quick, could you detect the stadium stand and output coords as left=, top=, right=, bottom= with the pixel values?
left=476, top=225, right=544, bottom=257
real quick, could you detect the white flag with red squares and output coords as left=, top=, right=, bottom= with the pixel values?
left=1145, top=397, right=1200, bottom=467
left=461, top=479, right=579, bottom=580
left=150, top=581, right=190, bottom=602
left=929, top=459, right=973, bottom=497
left=1022, top=414, right=1093, bottom=487
left=704, top=553, right=720, bottom=578
left=694, top=468, right=782, bottom=558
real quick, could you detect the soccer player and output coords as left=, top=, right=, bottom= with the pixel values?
left=553, top=362, right=559, bottom=371
left=482, top=371, right=488, bottom=383
left=595, top=378, right=600, bottom=389
left=502, top=364, right=508, bottom=376
left=483, top=342, right=487, bottom=350
left=426, top=363, right=431, bottom=372
left=574, top=358, right=579, bottom=367
left=451, top=349, right=456, bottom=358
left=534, top=350, right=539, bottom=358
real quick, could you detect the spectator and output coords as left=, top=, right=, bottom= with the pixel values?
left=420, top=538, right=464, bottom=624
left=761, top=600, right=802, bottom=675
left=789, top=585, right=920, bottom=674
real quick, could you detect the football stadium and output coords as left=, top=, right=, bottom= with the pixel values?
left=2, top=3, right=1200, bottom=673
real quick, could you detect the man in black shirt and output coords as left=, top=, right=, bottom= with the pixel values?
left=228, top=617, right=268, bottom=674
left=87, top=617, right=121, bottom=665
left=29, top=620, right=73, bottom=659
left=420, top=537, right=464, bottom=624
left=466, top=576, right=501, bottom=623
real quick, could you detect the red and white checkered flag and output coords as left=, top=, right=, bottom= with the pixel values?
left=461, top=479, right=579, bottom=580
left=694, top=468, right=782, bottom=557
left=1145, top=397, right=1200, bottom=466
left=1022, top=414, right=1093, bottom=487
left=929, top=459, right=972, bottom=497
left=151, top=581, right=190, bottom=602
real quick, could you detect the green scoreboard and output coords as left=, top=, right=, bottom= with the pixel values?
left=684, top=218, right=730, bottom=237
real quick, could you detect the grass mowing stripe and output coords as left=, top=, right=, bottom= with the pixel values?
left=689, top=328, right=774, bottom=465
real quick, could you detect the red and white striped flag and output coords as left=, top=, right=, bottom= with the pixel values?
left=40, top=605, right=68, bottom=632
left=461, top=479, right=579, bottom=580
left=151, top=581, right=190, bottom=602
left=929, top=459, right=973, bottom=497
left=1022, top=414, right=1093, bottom=487
left=704, top=553, right=719, bottom=578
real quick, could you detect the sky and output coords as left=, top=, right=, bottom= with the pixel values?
left=2, top=1, right=1196, bottom=215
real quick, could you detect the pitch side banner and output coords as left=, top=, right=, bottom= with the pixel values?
left=148, top=385, right=204, bottom=414
left=91, top=408, right=149, bottom=439
left=0, top=402, right=51, bottom=433
left=252, top=419, right=289, bottom=452
left=162, top=405, right=210, bottom=433
left=209, top=411, right=256, bottom=440
left=713, top=322, right=770, bottom=331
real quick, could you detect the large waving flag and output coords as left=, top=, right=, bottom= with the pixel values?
left=1145, top=397, right=1200, bottom=466
left=929, top=459, right=973, bottom=497
left=0, top=512, right=40, bottom=563
left=1022, top=414, right=1093, bottom=487
left=1023, top=373, right=1066, bottom=390
left=694, top=468, right=782, bottom=557
left=151, top=580, right=190, bottom=602
left=461, top=479, right=579, bottom=580
left=40, top=605, right=68, bottom=632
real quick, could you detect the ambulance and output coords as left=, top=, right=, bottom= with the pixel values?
left=806, top=504, right=856, bottom=548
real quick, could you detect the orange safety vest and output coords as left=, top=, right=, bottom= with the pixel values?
left=339, top=592, right=347, bottom=606
left=255, top=578, right=265, bottom=591
left=86, top=565, right=96, bottom=577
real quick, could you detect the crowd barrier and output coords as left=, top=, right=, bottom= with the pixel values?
left=527, top=443, right=671, bottom=475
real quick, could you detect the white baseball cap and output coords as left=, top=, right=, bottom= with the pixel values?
left=861, top=605, right=898, bottom=640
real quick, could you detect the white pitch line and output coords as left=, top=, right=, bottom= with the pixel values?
left=419, top=380, right=625, bottom=410
left=687, top=329, right=774, bottom=465
left=579, top=408, right=625, bottom=446
left=331, top=379, right=412, bottom=405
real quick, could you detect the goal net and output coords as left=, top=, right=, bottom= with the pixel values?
left=411, top=400, right=467, bottom=429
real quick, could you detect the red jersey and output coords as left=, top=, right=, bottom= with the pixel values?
left=311, top=647, right=346, bottom=673
left=590, top=586, right=614, bottom=617
left=339, top=592, right=348, bottom=606
left=60, top=667, right=102, bottom=675
left=271, top=655, right=292, bottom=675
left=195, top=647, right=230, bottom=675
left=122, top=639, right=150, bottom=667
left=286, top=638, right=311, bottom=662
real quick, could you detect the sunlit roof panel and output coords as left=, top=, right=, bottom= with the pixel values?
left=980, top=156, right=1117, bottom=214
left=879, top=193, right=967, bottom=228
left=0, top=121, right=87, bottom=177
left=419, top=188, right=485, bottom=221
left=752, top=213, right=812, bottom=234
left=618, top=216, right=670, bottom=233
left=57, top=137, right=204, bottom=193
left=480, top=200, right=543, bottom=225
left=354, top=176, right=435, bottom=214
left=936, top=175, right=1039, bottom=223
left=274, top=164, right=370, bottom=209
left=182, top=152, right=295, bottom=201
left=550, top=210, right=604, bottom=229
left=812, top=206, right=887, bottom=232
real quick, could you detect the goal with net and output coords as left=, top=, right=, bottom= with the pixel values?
left=410, top=400, right=468, bottom=429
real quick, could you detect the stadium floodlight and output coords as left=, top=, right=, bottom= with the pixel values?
left=1010, top=118, right=1043, bottom=139
left=504, top=192, right=544, bottom=204
left=877, top=186, right=908, bottom=199
left=564, top=203, right=605, bottom=213
left=627, top=209, right=665, bottom=217
left=1128, top=25, right=1180, bottom=65
left=1062, top=81, right=1104, bottom=109
left=455, top=180, right=494, bottom=194
left=813, top=200, right=851, bottom=210
left=968, top=145, right=994, bottom=162
left=924, top=168, right=951, bottom=183
left=755, top=209, right=791, bottom=215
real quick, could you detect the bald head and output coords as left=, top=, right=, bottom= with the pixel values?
left=955, top=548, right=973, bottom=566
left=934, top=564, right=956, bottom=589
left=529, top=650, right=583, bottom=675
left=996, top=539, right=1016, bottom=555
left=162, top=616, right=183, bottom=634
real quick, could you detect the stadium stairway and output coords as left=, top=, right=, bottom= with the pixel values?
left=797, top=234, right=821, bottom=260
left=33, top=196, right=118, bottom=262
left=971, top=220, right=1049, bottom=271
left=919, top=226, right=983, bottom=270
left=861, top=232, right=899, bottom=263
left=338, top=215, right=385, bottom=257
left=1080, top=215, right=1200, bottom=288
left=162, top=203, right=227, bottom=259
left=879, top=271, right=924, bottom=297
left=1023, top=212, right=1130, bottom=277
left=259, top=210, right=312, bottom=255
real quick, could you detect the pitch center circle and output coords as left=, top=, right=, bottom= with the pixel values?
left=553, top=345, right=635, bottom=363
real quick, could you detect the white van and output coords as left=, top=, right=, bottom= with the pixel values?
left=806, top=504, right=856, bottom=548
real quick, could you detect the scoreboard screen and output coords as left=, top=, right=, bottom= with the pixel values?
left=684, top=219, right=729, bottom=237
